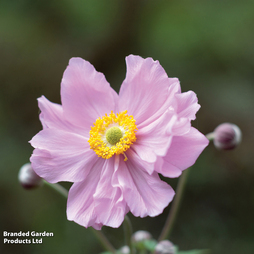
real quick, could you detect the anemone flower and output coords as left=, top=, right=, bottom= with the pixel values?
left=30, top=55, right=208, bottom=229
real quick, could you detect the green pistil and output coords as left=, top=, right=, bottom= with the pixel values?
left=106, top=127, right=123, bottom=145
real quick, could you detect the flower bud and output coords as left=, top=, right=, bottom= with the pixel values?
left=132, top=230, right=152, bottom=243
left=154, top=240, right=175, bottom=254
left=119, top=245, right=130, bottom=254
left=213, top=123, right=242, bottom=150
left=18, top=163, right=43, bottom=189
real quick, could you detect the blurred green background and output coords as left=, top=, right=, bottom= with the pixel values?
left=1, top=0, right=254, bottom=253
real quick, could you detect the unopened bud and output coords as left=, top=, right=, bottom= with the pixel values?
left=119, top=245, right=130, bottom=254
left=132, top=230, right=152, bottom=243
left=154, top=240, right=175, bottom=254
left=213, top=123, right=242, bottom=150
left=18, top=163, right=43, bottom=189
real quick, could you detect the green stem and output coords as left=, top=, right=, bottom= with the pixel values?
left=43, top=180, right=116, bottom=253
left=92, top=230, right=116, bottom=254
left=205, top=132, right=214, bottom=141
left=123, top=215, right=134, bottom=254
left=158, top=168, right=190, bottom=241
left=43, top=180, right=68, bottom=198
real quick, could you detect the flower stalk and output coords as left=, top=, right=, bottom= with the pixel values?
left=205, top=132, right=215, bottom=141
left=123, top=215, right=134, bottom=254
left=92, top=230, right=116, bottom=254
left=43, top=181, right=116, bottom=253
left=43, top=180, right=68, bottom=198
left=158, top=168, right=190, bottom=241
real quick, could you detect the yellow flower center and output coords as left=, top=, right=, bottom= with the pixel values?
left=88, top=110, right=137, bottom=161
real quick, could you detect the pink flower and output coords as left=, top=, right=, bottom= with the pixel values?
left=30, top=55, right=208, bottom=229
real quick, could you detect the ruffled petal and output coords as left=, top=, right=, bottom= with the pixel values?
left=116, top=156, right=175, bottom=217
left=30, top=129, right=96, bottom=183
left=119, top=55, right=178, bottom=126
left=38, top=96, right=86, bottom=136
left=125, top=149, right=154, bottom=175
left=170, top=116, right=191, bottom=136
left=156, top=127, right=209, bottom=178
left=61, top=57, right=118, bottom=131
left=132, top=110, right=174, bottom=164
left=67, top=159, right=104, bottom=230
left=155, top=156, right=182, bottom=178
left=67, top=157, right=127, bottom=229
left=175, top=91, right=200, bottom=120
left=166, top=91, right=200, bottom=136
left=93, top=157, right=128, bottom=228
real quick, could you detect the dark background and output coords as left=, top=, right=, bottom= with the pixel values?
left=1, top=0, right=254, bottom=253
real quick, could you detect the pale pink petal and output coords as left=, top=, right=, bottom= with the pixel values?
left=130, top=145, right=155, bottom=165
left=116, top=156, right=175, bottom=217
left=67, top=158, right=127, bottom=229
left=132, top=110, right=174, bottom=164
left=156, top=127, right=209, bottom=178
left=38, top=96, right=86, bottom=136
left=93, top=157, right=128, bottom=228
left=61, top=57, right=118, bottom=131
left=137, top=81, right=181, bottom=130
left=119, top=55, right=178, bottom=125
left=165, top=91, right=200, bottom=136
left=155, top=157, right=182, bottom=178
left=67, top=159, right=104, bottom=230
left=170, top=116, right=191, bottom=136
left=30, top=129, right=96, bottom=183
left=125, top=149, right=154, bottom=175
left=175, top=91, right=200, bottom=120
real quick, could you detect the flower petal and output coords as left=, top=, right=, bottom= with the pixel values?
left=61, top=57, right=118, bottom=131
left=119, top=55, right=178, bottom=125
left=125, top=149, right=154, bottom=175
left=132, top=110, right=174, bottom=164
left=175, top=91, right=200, bottom=120
left=170, top=116, right=191, bottom=136
left=67, top=157, right=127, bottom=229
left=67, top=159, right=104, bottom=230
left=38, top=96, right=86, bottom=136
left=30, top=129, right=96, bottom=183
left=93, top=157, right=128, bottom=228
left=156, top=127, right=209, bottom=178
left=116, top=156, right=175, bottom=217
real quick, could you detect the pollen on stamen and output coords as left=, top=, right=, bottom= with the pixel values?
left=88, top=111, right=137, bottom=160
left=123, top=152, right=128, bottom=161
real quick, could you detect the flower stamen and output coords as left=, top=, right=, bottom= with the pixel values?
left=123, top=152, right=128, bottom=162
left=88, top=111, right=137, bottom=160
